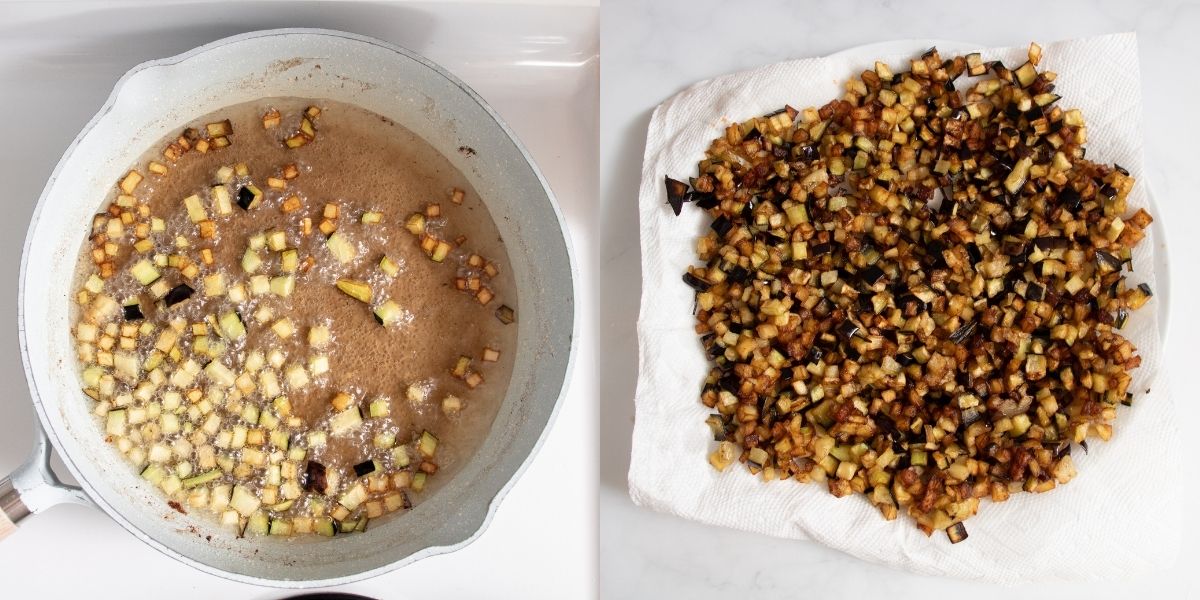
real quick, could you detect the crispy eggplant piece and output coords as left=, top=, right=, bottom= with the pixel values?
left=665, top=177, right=689, bottom=216
left=946, top=522, right=969, bottom=544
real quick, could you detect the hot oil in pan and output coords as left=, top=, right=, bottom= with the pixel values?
left=68, top=98, right=518, bottom=536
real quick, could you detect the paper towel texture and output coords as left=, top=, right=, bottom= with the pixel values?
left=630, top=33, right=1180, bottom=582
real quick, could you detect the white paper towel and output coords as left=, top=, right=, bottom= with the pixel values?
left=629, top=33, right=1182, bottom=583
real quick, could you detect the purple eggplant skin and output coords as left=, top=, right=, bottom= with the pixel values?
left=164, top=284, right=195, bottom=307
left=665, top=176, right=689, bottom=216
left=858, top=265, right=886, bottom=287
left=946, top=522, right=969, bottom=544
left=710, top=215, right=733, bottom=237
left=682, top=272, right=711, bottom=292
left=689, top=191, right=718, bottom=209
left=836, top=319, right=861, bottom=340
left=237, top=185, right=256, bottom=210
left=353, top=460, right=376, bottom=478
left=123, top=303, right=144, bottom=321
left=949, top=320, right=977, bottom=345
left=303, top=461, right=328, bottom=493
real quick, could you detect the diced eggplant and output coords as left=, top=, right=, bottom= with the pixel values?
left=1025, top=282, right=1047, bottom=301
left=182, top=469, right=221, bottom=489
left=946, top=522, right=969, bottom=544
left=691, top=192, right=718, bottom=209
left=657, top=44, right=1157, bottom=540
left=338, top=482, right=368, bottom=511
left=229, top=485, right=261, bottom=517
left=335, top=279, right=372, bottom=304
left=810, top=242, right=833, bottom=256
left=442, top=395, right=463, bottom=415
left=246, top=511, right=269, bottom=536
left=130, top=259, right=161, bottom=285
left=1033, top=236, right=1069, bottom=251
left=218, top=311, right=245, bottom=340
left=368, top=397, right=390, bottom=418
left=836, top=319, right=861, bottom=340
left=184, top=194, right=208, bottom=223
left=105, top=409, right=127, bottom=436
left=1095, top=250, right=1123, bottom=271
left=404, top=213, right=426, bottom=235
left=164, top=284, right=195, bottom=307
left=280, top=249, right=298, bottom=273
left=380, top=256, right=400, bottom=277
left=683, top=272, right=711, bottom=292
left=268, top=518, right=293, bottom=536
left=858, top=265, right=886, bottom=287
left=261, top=108, right=281, bottom=129
left=418, top=430, right=439, bottom=457
left=303, top=460, right=328, bottom=493
left=373, top=300, right=402, bottom=326
left=205, top=119, right=233, bottom=137
left=236, top=185, right=262, bottom=210
left=326, top=232, right=358, bottom=264
left=430, top=240, right=452, bottom=263
left=451, top=356, right=471, bottom=378
left=122, top=302, right=144, bottom=321
left=665, top=176, right=689, bottom=216
left=353, top=460, right=377, bottom=477
left=119, top=170, right=143, bottom=194
left=270, top=275, right=295, bottom=297
left=948, top=320, right=977, bottom=345
left=495, top=304, right=515, bottom=324
left=392, top=446, right=411, bottom=468
left=329, top=406, right=363, bottom=436
left=1127, top=283, right=1153, bottom=309
left=711, top=215, right=733, bottom=237
left=315, top=517, right=336, bottom=537
left=300, top=117, right=317, bottom=139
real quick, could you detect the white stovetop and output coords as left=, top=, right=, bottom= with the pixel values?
left=599, top=0, right=1199, bottom=598
left=0, top=1, right=597, bottom=598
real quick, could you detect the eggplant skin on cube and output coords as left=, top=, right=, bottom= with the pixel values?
left=946, top=522, right=969, bottom=544
left=236, top=185, right=263, bottom=210
left=664, top=176, right=690, bottom=216
left=122, top=302, right=144, bottom=321
left=303, top=461, right=328, bottom=493
left=353, top=460, right=376, bottom=477
left=164, top=284, right=195, bottom=307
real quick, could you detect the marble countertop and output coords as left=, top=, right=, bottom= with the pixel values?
left=0, top=1, right=597, bottom=598
left=598, top=0, right=1199, bottom=597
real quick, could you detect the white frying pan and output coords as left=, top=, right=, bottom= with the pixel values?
left=0, top=29, right=576, bottom=587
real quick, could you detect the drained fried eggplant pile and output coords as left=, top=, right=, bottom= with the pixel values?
left=668, top=44, right=1155, bottom=542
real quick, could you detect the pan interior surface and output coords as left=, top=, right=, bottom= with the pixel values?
left=19, top=29, right=574, bottom=586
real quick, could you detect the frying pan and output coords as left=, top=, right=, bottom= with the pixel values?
left=0, top=29, right=576, bottom=587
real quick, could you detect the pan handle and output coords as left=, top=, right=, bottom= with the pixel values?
left=0, top=422, right=90, bottom=541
